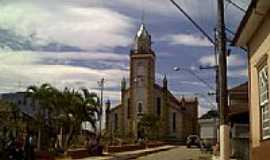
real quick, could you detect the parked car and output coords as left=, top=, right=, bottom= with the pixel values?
left=186, top=135, right=201, bottom=148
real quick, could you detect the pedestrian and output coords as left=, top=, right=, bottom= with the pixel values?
left=14, top=134, right=24, bottom=160
left=24, top=133, right=35, bottom=160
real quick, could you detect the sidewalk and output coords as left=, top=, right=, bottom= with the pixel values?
left=79, top=145, right=176, bottom=160
left=212, top=155, right=237, bottom=160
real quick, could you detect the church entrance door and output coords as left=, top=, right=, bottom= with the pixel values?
left=137, top=122, right=145, bottom=141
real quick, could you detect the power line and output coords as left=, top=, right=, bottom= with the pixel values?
left=173, top=67, right=215, bottom=91
left=225, top=0, right=246, bottom=12
left=194, top=93, right=217, bottom=109
left=169, top=0, right=215, bottom=46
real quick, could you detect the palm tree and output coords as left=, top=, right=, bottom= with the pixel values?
left=26, top=83, right=57, bottom=150
left=25, top=84, right=100, bottom=150
left=80, top=88, right=100, bottom=132
left=57, top=87, right=99, bottom=149
left=58, top=88, right=82, bottom=149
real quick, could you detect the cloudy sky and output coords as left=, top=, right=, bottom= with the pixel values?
left=0, top=0, right=250, bottom=115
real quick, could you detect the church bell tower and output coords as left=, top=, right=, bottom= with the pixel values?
left=130, top=24, right=156, bottom=121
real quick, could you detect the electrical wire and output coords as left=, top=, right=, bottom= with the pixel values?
left=225, top=0, right=246, bottom=12
left=169, top=0, right=215, bottom=45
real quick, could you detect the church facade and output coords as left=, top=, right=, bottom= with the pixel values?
left=106, top=24, right=198, bottom=141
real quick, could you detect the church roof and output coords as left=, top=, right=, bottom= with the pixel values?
left=154, top=84, right=197, bottom=108
left=111, top=84, right=198, bottom=113
left=178, top=96, right=198, bottom=103
left=110, top=104, right=122, bottom=112
left=199, top=110, right=219, bottom=119
left=228, top=82, right=248, bottom=94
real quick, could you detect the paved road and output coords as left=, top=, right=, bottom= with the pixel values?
left=136, top=146, right=211, bottom=160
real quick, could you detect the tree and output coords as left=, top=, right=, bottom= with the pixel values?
left=0, top=100, right=25, bottom=154
left=80, top=88, right=100, bottom=134
left=25, top=83, right=100, bottom=151
left=0, top=100, right=21, bottom=129
left=26, top=83, right=58, bottom=150
left=53, top=87, right=99, bottom=149
left=138, top=114, right=160, bottom=140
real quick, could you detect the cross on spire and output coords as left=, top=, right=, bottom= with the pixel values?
left=141, top=0, right=145, bottom=25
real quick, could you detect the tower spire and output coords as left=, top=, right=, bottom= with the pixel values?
left=163, top=74, right=168, bottom=89
left=132, top=0, right=153, bottom=53
left=133, top=24, right=151, bottom=53
left=121, top=77, right=126, bottom=91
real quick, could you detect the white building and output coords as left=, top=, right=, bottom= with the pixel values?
left=199, top=110, right=219, bottom=145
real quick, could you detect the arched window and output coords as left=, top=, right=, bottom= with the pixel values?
left=172, top=112, right=176, bottom=133
left=156, top=97, right=161, bottom=116
left=114, top=113, right=118, bottom=130
left=138, top=102, right=143, bottom=113
left=127, top=98, right=130, bottom=119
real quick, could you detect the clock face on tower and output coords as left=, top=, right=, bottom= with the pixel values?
left=137, top=65, right=145, bottom=76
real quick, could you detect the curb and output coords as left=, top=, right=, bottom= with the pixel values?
left=107, top=146, right=176, bottom=160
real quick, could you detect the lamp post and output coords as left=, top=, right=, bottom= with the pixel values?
left=105, top=99, right=112, bottom=144
left=97, top=78, right=105, bottom=138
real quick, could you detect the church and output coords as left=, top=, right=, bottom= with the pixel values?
left=106, top=24, right=198, bottom=141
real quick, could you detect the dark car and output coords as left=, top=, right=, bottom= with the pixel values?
left=186, top=135, right=201, bottom=148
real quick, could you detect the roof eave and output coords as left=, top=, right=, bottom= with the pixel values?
left=232, top=0, right=270, bottom=47
left=232, top=0, right=256, bottom=47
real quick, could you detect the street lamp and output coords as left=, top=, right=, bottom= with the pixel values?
left=173, top=66, right=181, bottom=72
left=173, top=66, right=215, bottom=91
left=97, top=78, right=105, bottom=138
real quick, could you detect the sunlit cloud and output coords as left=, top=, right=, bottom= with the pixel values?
left=0, top=1, right=134, bottom=50
left=0, top=51, right=128, bottom=105
left=228, top=68, right=248, bottom=78
left=199, top=54, right=246, bottom=67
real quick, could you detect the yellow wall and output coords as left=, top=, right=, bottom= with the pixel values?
left=249, top=9, right=270, bottom=148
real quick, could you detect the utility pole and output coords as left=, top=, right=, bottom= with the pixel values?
left=105, top=99, right=112, bottom=144
left=217, top=0, right=229, bottom=160
left=200, top=29, right=219, bottom=145
left=98, top=78, right=105, bottom=138
left=200, top=27, right=219, bottom=109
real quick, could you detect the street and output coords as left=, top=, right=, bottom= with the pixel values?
left=136, top=146, right=211, bottom=160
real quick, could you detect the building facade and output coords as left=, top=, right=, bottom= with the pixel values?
left=199, top=110, right=219, bottom=146
left=106, top=24, right=198, bottom=141
left=233, top=1, right=270, bottom=159
left=228, top=82, right=249, bottom=160
left=1, top=92, right=37, bottom=117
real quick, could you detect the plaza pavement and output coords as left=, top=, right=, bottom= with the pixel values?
left=73, top=145, right=176, bottom=160
left=136, top=146, right=211, bottom=160
left=57, top=145, right=212, bottom=160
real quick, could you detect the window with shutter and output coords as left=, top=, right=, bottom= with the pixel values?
left=259, top=65, right=270, bottom=139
